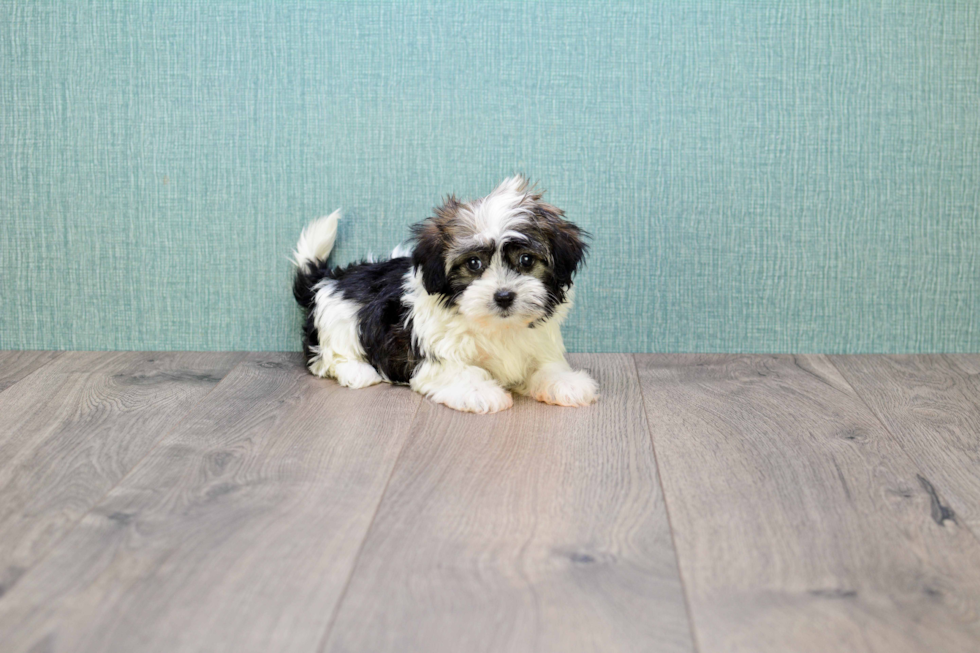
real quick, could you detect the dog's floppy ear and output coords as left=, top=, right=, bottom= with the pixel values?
left=534, top=201, right=588, bottom=291
left=410, top=225, right=448, bottom=295
left=410, top=196, right=458, bottom=295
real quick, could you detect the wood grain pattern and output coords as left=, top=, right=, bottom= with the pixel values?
left=0, top=353, right=421, bottom=653
left=0, top=351, right=244, bottom=601
left=3, top=351, right=979, bottom=652
left=322, top=354, right=693, bottom=653
left=0, top=351, right=62, bottom=392
left=635, top=354, right=980, bottom=653
left=947, top=354, right=980, bottom=376
left=831, top=355, right=980, bottom=533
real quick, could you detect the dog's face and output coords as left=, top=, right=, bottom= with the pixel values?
left=411, top=176, right=587, bottom=326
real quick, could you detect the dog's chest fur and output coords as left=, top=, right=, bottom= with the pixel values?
left=403, top=269, right=571, bottom=388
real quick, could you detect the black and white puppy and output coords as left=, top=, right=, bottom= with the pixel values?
left=292, top=175, right=597, bottom=413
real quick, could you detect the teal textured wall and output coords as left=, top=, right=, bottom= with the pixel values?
left=2, top=1, right=979, bottom=353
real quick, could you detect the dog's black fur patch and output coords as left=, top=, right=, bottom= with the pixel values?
left=293, top=257, right=422, bottom=383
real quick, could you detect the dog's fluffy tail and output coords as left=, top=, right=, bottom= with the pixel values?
left=293, top=210, right=340, bottom=270
left=293, top=210, right=340, bottom=312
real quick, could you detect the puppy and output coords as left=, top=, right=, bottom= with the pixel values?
left=292, top=175, right=597, bottom=413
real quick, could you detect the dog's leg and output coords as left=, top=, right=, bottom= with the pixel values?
left=306, top=279, right=384, bottom=388
left=334, top=360, right=384, bottom=389
left=525, top=361, right=598, bottom=407
left=521, top=336, right=598, bottom=407
left=411, top=360, right=513, bottom=414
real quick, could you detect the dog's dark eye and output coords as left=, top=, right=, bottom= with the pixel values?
left=466, top=257, right=483, bottom=272
left=519, top=254, right=534, bottom=268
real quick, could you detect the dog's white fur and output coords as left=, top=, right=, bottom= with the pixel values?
left=404, top=268, right=596, bottom=412
left=295, top=177, right=597, bottom=413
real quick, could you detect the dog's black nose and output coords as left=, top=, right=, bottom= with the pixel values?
left=494, top=290, right=516, bottom=309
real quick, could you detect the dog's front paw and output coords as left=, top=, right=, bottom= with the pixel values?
left=437, top=382, right=513, bottom=414
left=530, top=369, right=598, bottom=407
left=335, top=361, right=384, bottom=389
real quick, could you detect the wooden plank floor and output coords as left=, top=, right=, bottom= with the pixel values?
left=0, top=352, right=977, bottom=653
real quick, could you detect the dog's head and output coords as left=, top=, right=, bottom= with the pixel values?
left=410, top=176, right=588, bottom=326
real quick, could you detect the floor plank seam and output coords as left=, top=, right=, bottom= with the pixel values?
left=312, top=390, right=425, bottom=653
left=630, top=354, right=703, bottom=653
left=826, top=355, right=980, bottom=548
left=0, top=353, right=251, bottom=607
left=0, top=351, right=65, bottom=396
